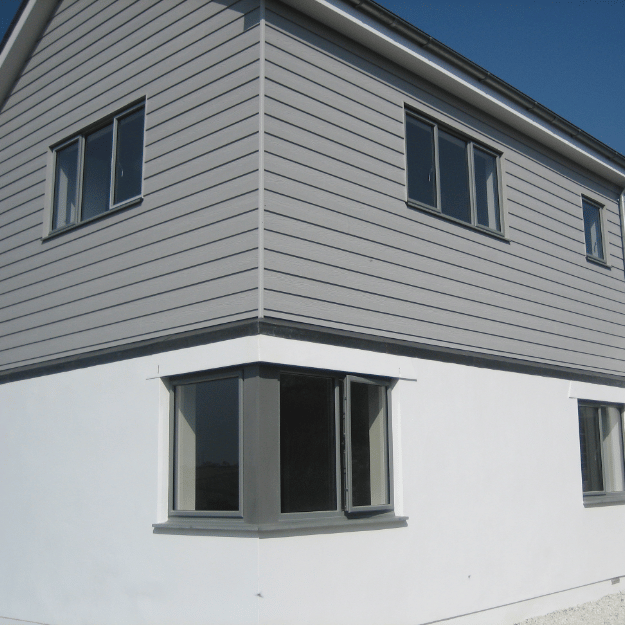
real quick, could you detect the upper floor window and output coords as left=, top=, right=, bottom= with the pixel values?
left=51, top=103, right=145, bottom=232
left=405, top=110, right=503, bottom=234
left=578, top=401, right=625, bottom=505
left=582, top=197, right=605, bottom=262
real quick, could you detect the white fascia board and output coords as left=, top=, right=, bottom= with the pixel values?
left=0, top=0, right=58, bottom=109
left=281, top=0, right=625, bottom=186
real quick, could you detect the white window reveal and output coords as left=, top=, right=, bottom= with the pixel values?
left=51, top=103, right=145, bottom=232
left=405, top=110, right=503, bottom=234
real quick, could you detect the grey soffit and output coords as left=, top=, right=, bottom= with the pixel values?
left=2, top=318, right=625, bottom=389
left=341, top=0, right=625, bottom=170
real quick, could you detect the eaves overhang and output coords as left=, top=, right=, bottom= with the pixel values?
left=280, top=0, right=625, bottom=187
left=0, top=0, right=58, bottom=111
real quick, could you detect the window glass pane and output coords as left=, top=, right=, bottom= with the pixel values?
left=405, top=115, right=436, bottom=208
left=114, top=107, right=144, bottom=205
left=280, top=374, right=336, bottom=513
left=583, top=200, right=604, bottom=260
left=438, top=130, right=471, bottom=223
left=578, top=405, right=604, bottom=492
left=601, top=406, right=624, bottom=492
left=52, top=141, right=80, bottom=230
left=81, top=124, right=113, bottom=221
left=174, top=377, right=240, bottom=512
left=349, top=381, right=389, bottom=507
left=474, top=147, right=501, bottom=231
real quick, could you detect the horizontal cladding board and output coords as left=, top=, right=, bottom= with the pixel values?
left=264, top=135, right=402, bottom=198
left=0, top=187, right=43, bottom=220
left=0, top=168, right=45, bottom=207
left=264, top=59, right=402, bottom=140
left=265, top=205, right=625, bottom=327
left=265, top=81, right=399, bottom=152
left=147, top=98, right=258, bottom=162
left=2, top=223, right=257, bottom=323
left=264, top=289, right=625, bottom=375
left=264, top=250, right=625, bottom=356
left=265, top=37, right=400, bottom=124
left=1, top=202, right=258, bottom=311
left=0, top=43, right=259, bottom=173
left=27, top=0, right=112, bottom=64
left=265, top=5, right=417, bottom=110
left=0, top=29, right=259, bottom=176
left=265, top=165, right=625, bottom=301
left=505, top=143, right=620, bottom=201
left=1, top=247, right=258, bottom=339
left=506, top=177, right=586, bottom=233
left=0, top=297, right=259, bottom=372
left=263, top=225, right=625, bottom=337
left=264, top=96, right=403, bottom=167
left=0, top=210, right=42, bottom=243
left=264, top=115, right=403, bottom=185
left=263, top=181, right=625, bottom=315
left=508, top=224, right=624, bottom=293
left=145, top=120, right=258, bottom=190
left=6, top=0, right=252, bottom=121
left=0, top=268, right=258, bottom=354
left=0, top=164, right=258, bottom=285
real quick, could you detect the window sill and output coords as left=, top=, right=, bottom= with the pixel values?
left=406, top=199, right=508, bottom=242
left=583, top=492, right=625, bottom=507
left=42, top=195, right=143, bottom=241
left=586, top=254, right=610, bottom=269
left=153, top=513, right=408, bottom=537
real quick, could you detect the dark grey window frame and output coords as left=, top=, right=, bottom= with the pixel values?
left=581, top=196, right=608, bottom=265
left=168, top=369, right=244, bottom=519
left=405, top=109, right=505, bottom=236
left=155, top=364, right=406, bottom=536
left=578, top=401, right=625, bottom=508
left=47, top=101, right=145, bottom=236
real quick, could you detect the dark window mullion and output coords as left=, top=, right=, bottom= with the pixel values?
left=467, top=142, right=477, bottom=226
left=433, top=124, right=442, bottom=212
left=76, top=136, right=86, bottom=223
left=109, top=115, right=119, bottom=211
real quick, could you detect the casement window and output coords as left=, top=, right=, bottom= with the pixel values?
left=50, top=103, right=145, bottom=232
left=165, top=365, right=397, bottom=532
left=405, top=110, right=503, bottom=234
left=578, top=402, right=625, bottom=505
left=582, top=198, right=605, bottom=262
left=172, top=372, right=242, bottom=515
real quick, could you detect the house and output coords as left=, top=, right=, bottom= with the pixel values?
left=2, top=0, right=625, bottom=624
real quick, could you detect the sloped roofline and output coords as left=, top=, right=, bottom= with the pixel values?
left=0, top=0, right=58, bottom=110
left=281, top=0, right=625, bottom=185
left=1, top=0, right=624, bottom=184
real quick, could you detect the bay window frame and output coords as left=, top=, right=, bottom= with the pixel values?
left=157, top=364, right=403, bottom=535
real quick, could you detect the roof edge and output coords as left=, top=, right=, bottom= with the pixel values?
left=0, top=0, right=58, bottom=110
left=280, top=0, right=625, bottom=185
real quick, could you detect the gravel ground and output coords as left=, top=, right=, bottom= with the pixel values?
left=515, top=592, right=625, bottom=625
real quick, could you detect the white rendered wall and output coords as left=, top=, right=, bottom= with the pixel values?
left=1, top=336, right=625, bottom=625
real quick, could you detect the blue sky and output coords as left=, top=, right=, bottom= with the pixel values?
left=1, top=0, right=624, bottom=154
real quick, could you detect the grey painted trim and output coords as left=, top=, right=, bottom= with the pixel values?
left=4, top=317, right=625, bottom=387
left=167, top=369, right=245, bottom=518
left=583, top=492, right=625, bottom=508
left=158, top=361, right=402, bottom=534
left=258, top=0, right=266, bottom=317
left=153, top=513, right=407, bottom=537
